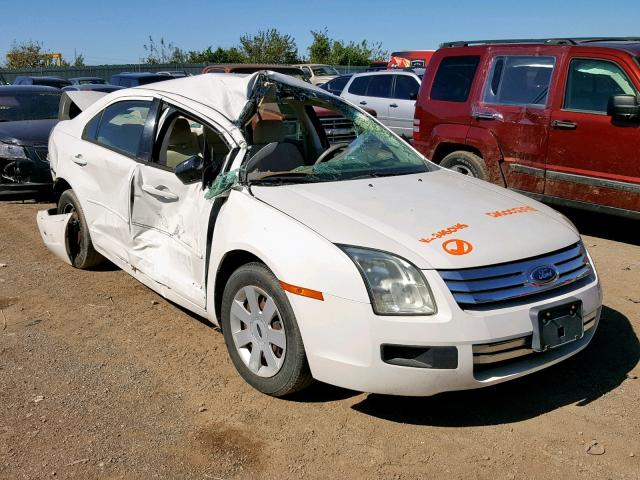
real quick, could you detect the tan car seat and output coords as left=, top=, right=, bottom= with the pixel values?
left=163, top=118, right=201, bottom=169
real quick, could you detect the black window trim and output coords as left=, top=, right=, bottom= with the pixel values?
left=81, top=97, right=157, bottom=161
left=561, top=56, right=639, bottom=116
left=482, top=54, right=556, bottom=109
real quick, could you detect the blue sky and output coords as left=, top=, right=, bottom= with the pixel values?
left=2, top=0, right=639, bottom=65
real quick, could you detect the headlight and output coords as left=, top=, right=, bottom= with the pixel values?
left=0, top=143, right=27, bottom=160
left=341, top=246, right=436, bottom=315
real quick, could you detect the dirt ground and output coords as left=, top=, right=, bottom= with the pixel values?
left=0, top=201, right=638, bottom=480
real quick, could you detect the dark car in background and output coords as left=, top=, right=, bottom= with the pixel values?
left=319, top=74, right=353, bottom=95
left=0, top=86, right=61, bottom=198
left=202, top=64, right=310, bottom=81
left=62, top=84, right=124, bottom=93
left=69, top=77, right=107, bottom=85
left=13, top=76, right=71, bottom=89
left=110, top=72, right=172, bottom=87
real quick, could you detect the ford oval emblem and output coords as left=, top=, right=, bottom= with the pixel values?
left=529, top=265, right=559, bottom=286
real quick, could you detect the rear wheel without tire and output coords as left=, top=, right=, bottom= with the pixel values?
left=221, top=263, right=314, bottom=396
left=440, top=151, right=489, bottom=181
left=57, top=189, right=104, bottom=269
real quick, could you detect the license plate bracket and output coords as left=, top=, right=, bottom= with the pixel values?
left=532, top=300, right=583, bottom=352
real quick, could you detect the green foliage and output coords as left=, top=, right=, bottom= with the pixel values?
left=238, top=29, right=299, bottom=64
left=186, top=46, right=246, bottom=64
left=143, top=36, right=186, bottom=64
left=6, top=40, right=45, bottom=69
left=308, top=29, right=388, bottom=66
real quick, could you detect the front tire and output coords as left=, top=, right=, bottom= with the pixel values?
left=221, top=263, right=313, bottom=397
left=57, top=189, right=104, bottom=269
left=440, top=151, right=489, bottom=181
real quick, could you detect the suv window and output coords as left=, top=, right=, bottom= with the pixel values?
left=393, top=75, right=420, bottom=100
left=348, top=76, right=371, bottom=95
left=564, top=58, right=637, bottom=113
left=483, top=56, right=555, bottom=107
left=430, top=56, right=480, bottom=102
left=94, top=100, right=152, bottom=157
left=366, top=75, right=393, bottom=97
left=328, top=76, right=349, bottom=93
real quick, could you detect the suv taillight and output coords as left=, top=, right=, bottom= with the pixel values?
left=413, top=118, right=420, bottom=133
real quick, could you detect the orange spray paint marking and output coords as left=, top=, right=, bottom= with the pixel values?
left=442, top=239, right=474, bottom=256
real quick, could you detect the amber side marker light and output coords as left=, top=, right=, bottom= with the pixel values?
left=279, top=281, right=324, bottom=301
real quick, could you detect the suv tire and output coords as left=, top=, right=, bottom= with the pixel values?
left=441, top=151, right=489, bottom=181
left=57, top=189, right=104, bottom=269
left=221, top=263, right=314, bottom=397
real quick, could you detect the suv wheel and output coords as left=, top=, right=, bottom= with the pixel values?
left=221, top=263, right=314, bottom=397
left=441, top=151, right=489, bottom=181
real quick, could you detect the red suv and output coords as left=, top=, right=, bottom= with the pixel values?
left=413, top=38, right=640, bottom=219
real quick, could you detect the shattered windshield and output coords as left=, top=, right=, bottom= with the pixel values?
left=242, top=81, right=431, bottom=186
left=312, top=66, right=339, bottom=76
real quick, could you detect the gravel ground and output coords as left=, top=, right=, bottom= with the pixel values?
left=0, top=201, right=638, bottom=480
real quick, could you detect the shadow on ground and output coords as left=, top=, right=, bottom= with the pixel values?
left=350, top=305, right=638, bottom=426
left=557, top=206, right=640, bottom=246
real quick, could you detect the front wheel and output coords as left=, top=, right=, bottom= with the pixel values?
left=57, top=189, right=104, bottom=269
left=440, top=151, right=489, bottom=181
left=221, top=263, right=314, bottom=396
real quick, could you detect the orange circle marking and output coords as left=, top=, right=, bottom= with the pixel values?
left=442, top=239, right=474, bottom=256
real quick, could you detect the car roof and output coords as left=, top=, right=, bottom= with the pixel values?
left=70, top=76, right=103, bottom=80
left=0, top=85, right=61, bottom=94
left=16, top=75, right=67, bottom=81
left=112, top=72, right=168, bottom=78
left=439, top=38, right=640, bottom=56
left=351, top=70, right=420, bottom=77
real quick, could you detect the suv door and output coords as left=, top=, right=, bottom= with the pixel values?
left=546, top=55, right=640, bottom=213
left=342, top=74, right=391, bottom=125
left=388, top=73, right=420, bottom=137
left=130, top=104, right=234, bottom=309
left=472, top=53, right=557, bottom=193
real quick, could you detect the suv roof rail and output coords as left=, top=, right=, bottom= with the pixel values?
left=440, top=37, right=640, bottom=48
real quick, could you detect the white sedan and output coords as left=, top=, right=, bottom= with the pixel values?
left=38, top=72, right=601, bottom=397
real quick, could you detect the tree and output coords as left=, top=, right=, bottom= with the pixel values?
left=239, top=29, right=298, bottom=64
left=5, top=40, right=44, bottom=69
left=73, top=53, right=85, bottom=67
left=186, top=46, right=246, bottom=64
left=308, top=28, right=331, bottom=64
left=143, top=36, right=185, bottom=64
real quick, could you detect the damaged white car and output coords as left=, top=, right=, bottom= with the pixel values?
left=38, top=72, right=602, bottom=397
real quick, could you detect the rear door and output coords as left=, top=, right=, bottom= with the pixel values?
left=130, top=102, right=235, bottom=309
left=471, top=52, right=558, bottom=194
left=341, top=74, right=390, bottom=124
left=388, top=73, right=420, bottom=137
left=545, top=53, right=640, bottom=213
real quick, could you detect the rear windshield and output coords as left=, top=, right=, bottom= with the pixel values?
left=135, top=75, right=171, bottom=85
left=0, top=92, right=61, bottom=121
left=430, top=56, right=480, bottom=102
left=33, top=78, right=70, bottom=89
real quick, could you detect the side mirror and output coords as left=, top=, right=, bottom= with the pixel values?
left=409, top=91, right=418, bottom=101
left=608, top=94, right=640, bottom=120
left=175, top=155, right=203, bottom=184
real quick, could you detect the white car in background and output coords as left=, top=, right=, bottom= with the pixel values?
left=296, top=64, right=340, bottom=85
left=37, top=72, right=601, bottom=397
left=341, top=70, right=421, bottom=138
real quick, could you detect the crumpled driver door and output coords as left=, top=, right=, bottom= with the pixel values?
left=129, top=163, right=212, bottom=309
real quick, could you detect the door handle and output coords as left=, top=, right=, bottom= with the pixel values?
left=141, top=184, right=179, bottom=201
left=389, top=103, right=399, bottom=108
left=552, top=120, right=578, bottom=130
left=72, top=154, right=87, bottom=166
left=359, top=101, right=367, bottom=105
left=474, top=111, right=500, bottom=120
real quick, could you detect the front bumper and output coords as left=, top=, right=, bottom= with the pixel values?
left=0, top=146, right=53, bottom=199
left=287, top=270, right=602, bottom=396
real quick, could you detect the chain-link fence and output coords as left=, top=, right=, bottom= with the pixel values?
left=0, top=63, right=369, bottom=83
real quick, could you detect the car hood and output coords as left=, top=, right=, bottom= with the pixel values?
left=0, top=119, right=58, bottom=146
left=251, top=170, right=579, bottom=270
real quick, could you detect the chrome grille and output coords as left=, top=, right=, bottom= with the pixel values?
left=472, top=309, right=598, bottom=368
left=318, top=116, right=356, bottom=144
left=439, top=242, right=593, bottom=308
left=26, top=146, right=49, bottom=163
